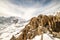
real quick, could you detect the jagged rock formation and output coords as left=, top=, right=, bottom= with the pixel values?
left=10, top=36, right=16, bottom=40
left=10, top=13, right=60, bottom=40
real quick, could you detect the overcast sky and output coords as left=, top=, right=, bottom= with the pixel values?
left=0, top=0, right=60, bottom=20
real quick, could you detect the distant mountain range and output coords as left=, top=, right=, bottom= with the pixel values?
left=0, top=16, right=27, bottom=25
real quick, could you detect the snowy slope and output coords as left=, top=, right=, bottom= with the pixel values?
left=27, top=34, right=60, bottom=40
left=0, top=18, right=28, bottom=40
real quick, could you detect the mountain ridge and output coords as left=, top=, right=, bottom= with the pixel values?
left=10, top=12, right=60, bottom=40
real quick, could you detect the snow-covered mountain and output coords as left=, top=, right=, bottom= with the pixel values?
left=0, top=16, right=26, bottom=24
left=0, top=0, right=60, bottom=40
left=10, top=13, right=60, bottom=40
left=0, top=16, right=28, bottom=40
left=0, top=16, right=27, bottom=30
left=0, top=14, right=60, bottom=40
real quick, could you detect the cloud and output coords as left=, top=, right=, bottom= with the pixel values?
left=36, top=4, right=60, bottom=16
left=8, top=0, right=52, bottom=7
left=0, top=0, right=60, bottom=20
left=0, top=0, right=39, bottom=20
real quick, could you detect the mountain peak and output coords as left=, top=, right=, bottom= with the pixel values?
left=10, top=12, right=60, bottom=40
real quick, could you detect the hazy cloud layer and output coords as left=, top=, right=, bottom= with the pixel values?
left=8, top=0, right=52, bottom=7
left=0, top=0, right=60, bottom=20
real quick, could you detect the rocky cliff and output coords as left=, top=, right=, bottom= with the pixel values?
left=10, top=12, right=60, bottom=40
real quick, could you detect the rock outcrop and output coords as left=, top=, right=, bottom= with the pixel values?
left=10, top=12, right=60, bottom=40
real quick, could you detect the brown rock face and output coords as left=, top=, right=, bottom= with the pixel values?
left=10, top=36, right=16, bottom=40
left=10, top=13, right=60, bottom=40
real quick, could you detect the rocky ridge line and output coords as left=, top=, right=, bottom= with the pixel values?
left=10, top=12, right=60, bottom=40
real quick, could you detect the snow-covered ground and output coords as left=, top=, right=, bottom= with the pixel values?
left=32, top=34, right=60, bottom=40
left=27, top=33, right=60, bottom=40
left=0, top=21, right=28, bottom=40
